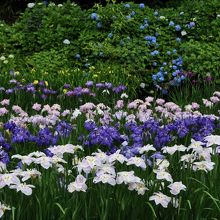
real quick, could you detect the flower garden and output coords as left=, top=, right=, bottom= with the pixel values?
left=0, top=0, right=220, bottom=219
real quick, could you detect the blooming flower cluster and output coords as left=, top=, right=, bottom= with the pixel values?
left=1, top=132, right=217, bottom=217
left=0, top=79, right=127, bottom=102
left=0, top=84, right=220, bottom=218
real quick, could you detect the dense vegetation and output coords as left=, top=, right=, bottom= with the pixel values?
left=0, top=0, right=219, bottom=97
left=0, top=1, right=220, bottom=219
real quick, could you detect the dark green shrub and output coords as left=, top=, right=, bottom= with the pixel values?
left=0, top=0, right=219, bottom=96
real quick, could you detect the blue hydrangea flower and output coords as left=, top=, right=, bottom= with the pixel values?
left=131, top=11, right=136, bottom=16
left=169, top=21, right=175, bottom=26
left=91, top=13, right=98, bottom=20
left=139, top=3, right=145, bottom=8
left=144, top=18, right=148, bottom=23
left=172, top=71, right=177, bottom=77
left=75, top=54, right=80, bottom=59
left=176, top=37, right=181, bottom=42
left=140, top=25, right=145, bottom=30
left=175, top=25, right=181, bottom=31
left=108, top=33, right=113, bottom=38
left=150, top=50, right=159, bottom=56
left=181, top=75, right=186, bottom=80
left=187, top=21, right=195, bottom=29
left=152, top=74, right=157, bottom=80
left=172, top=65, right=177, bottom=70
left=96, top=22, right=102, bottom=29
left=145, top=36, right=157, bottom=45
left=124, top=3, right=130, bottom=8
left=159, top=76, right=164, bottom=82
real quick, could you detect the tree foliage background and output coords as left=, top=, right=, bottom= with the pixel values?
left=0, top=0, right=183, bottom=22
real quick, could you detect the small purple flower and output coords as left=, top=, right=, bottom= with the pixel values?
left=66, top=91, right=74, bottom=96
left=104, top=82, right=112, bottom=89
left=85, top=81, right=94, bottom=87
left=96, top=83, right=105, bottom=88
left=26, top=86, right=36, bottom=93
left=4, top=121, right=16, bottom=131
left=0, top=150, right=10, bottom=164
left=6, top=89, right=14, bottom=94
left=112, top=85, right=127, bottom=93
left=73, top=87, right=83, bottom=96
left=38, top=81, right=46, bottom=87
left=63, top=84, right=71, bottom=89
left=84, top=121, right=96, bottom=131
left=41, top=94, right=47, bottom=100
left=56, top=121, right=73, bottom=137
left=34, top=127, right=58, bottom=146
left=12, top=126, right=31, bottom=143
left=151, top=152, right=165, bottom=160
left=44, top=149, right=54, bottom=157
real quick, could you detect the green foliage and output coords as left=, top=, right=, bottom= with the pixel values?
left=0, top=0, right=220, bottom=96
left=181, top=41, right=220, bottom=78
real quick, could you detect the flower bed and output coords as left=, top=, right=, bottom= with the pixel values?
left=1, top=87, right=220, bottom=219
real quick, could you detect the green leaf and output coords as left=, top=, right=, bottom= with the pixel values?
left=203, top=191, right=220, bottom=212
left=55, top=202, right=67, bottom=215
left=12, top=207, right=16, bottom=220
left=187, top=200, right=192, bottom=210
left=146, top=202, right=157, bottom=219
